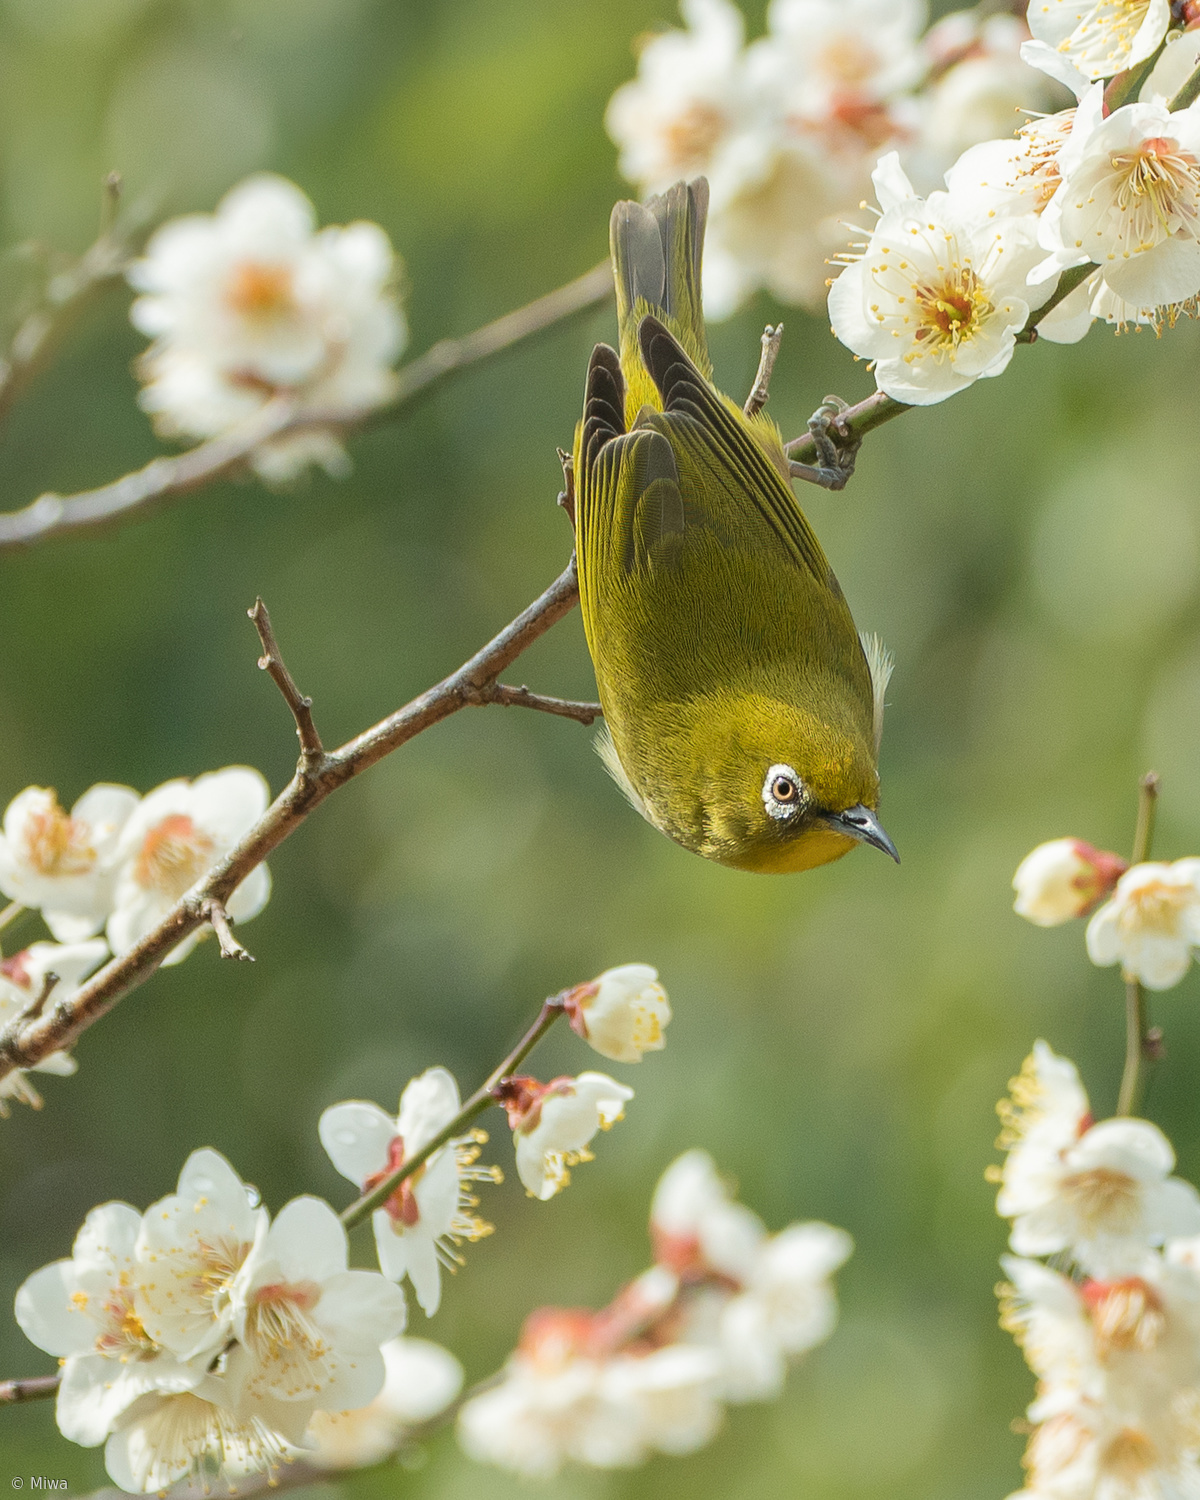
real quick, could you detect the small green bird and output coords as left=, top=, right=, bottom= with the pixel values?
left=571, top=179, right=897, bottom=874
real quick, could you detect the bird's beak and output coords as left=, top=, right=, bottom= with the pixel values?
left=822, top=804, right=900, bottom=863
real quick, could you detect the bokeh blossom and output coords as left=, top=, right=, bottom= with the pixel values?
left=305, top=1336, right=464, bottom=1469
left=0, top=939, right=107, bottom=1113
left=0, top=784, right=137, bottom=941
left=1086, top=860, right=1200, bottom=990
left=106, top=767, right=271, bottom=965
left=128, top=174, right=406, bottom=482
left=1013, top=838, right=1128, bottom=926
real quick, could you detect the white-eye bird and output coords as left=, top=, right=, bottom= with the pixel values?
left=571, top=178, right=896, bottom=873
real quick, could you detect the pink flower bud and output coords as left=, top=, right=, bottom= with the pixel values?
left=1012, top=839, right=1127, bottom=927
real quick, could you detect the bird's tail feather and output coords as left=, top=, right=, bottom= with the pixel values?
left=610, top=179, right=711, bottom=417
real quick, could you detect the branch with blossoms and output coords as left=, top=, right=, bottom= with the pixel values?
left=1, top=961, right=856, bottom=1493
left=979, top=770, right=1200, bottom=1495
left=0, top=561, right=595, bottom=1095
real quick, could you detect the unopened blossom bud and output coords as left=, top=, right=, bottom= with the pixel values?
left=503, top=1073, right=634, bottom=1202
left=1086, top=859, right=1200, bottom=991
left=1012, top=839, right=1127, bottom=927
left=566, top=964, right=671, bottom=1063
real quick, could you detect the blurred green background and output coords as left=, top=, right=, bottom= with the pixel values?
left=3, top=1, right=1200, bottom=1496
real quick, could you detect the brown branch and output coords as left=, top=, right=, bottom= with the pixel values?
left=0, top=180, right=133, bottom=429
left=0, top=558, right=584, bottom=1083
left=0, top=261, right=613, bottom=552
left=479, top=682, right=601, bottom=724
left=247, top=598, right=324, bottom=765
left=202, top=900, right=254, bottom=963
left=0, top=1373, right=59, bottom=1405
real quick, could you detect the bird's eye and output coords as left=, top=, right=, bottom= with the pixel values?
left=762, top=763, right=804, bottom=822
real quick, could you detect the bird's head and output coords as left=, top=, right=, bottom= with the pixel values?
left=688, top=692, right=898, bottom=874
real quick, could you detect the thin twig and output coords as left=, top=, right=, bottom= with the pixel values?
left=203, top=900, right=254, bottom=963
left=0, top=184, right=134, bottom=429
left=248, top=598, right=324, bottom=766
left=1131, top=771, right=1159, bottom=866
left=23, top=972, right=59, bottom=1022
left=480, top=683, right=602, bottom=724
left=0, top=261, right=613, bottom=552
left=1117, top=772, right=1161, bottom=1117
left=0, top=1373, right=59, bottom=1405
left=340, top=993, right=569, bottom=1228
left=744, top=324, right=783, bottom=417
left=0, top=560, right=584, bottom=1084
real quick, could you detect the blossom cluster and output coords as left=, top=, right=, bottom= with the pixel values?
left=127, top=174, right=406, bottom=483
left=993, top=1042, right=1200, bottom=1497
left=612, top=1, right=1200, bottom=407
left=9, top=965, right=661, bottom=1488
left=830, top=13, right=1200, bottom=407
left=607, top=0, right=1065, bottom=317
left=457, top=1148, right=852, bottom=1478
left=1013, top=836, right=1200, bottom=991
left=14, top=1148, right=421, bottom=1491
left=0, top=770, right=272, bottom=1111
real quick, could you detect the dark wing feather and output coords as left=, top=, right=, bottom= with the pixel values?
left=636, top=316, right=831, bottom=586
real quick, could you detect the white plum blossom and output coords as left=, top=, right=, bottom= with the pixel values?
left=128, top=173, right=406, bottom=482
left=226, top=1195, right=407, bottom=1411
left=994, top=1048, right=1200, bottom=1276
left=912, top=13, right=1068, bottom=185
left=716, top=1222, right=854, bottom=1402
left=828, top=153, right=1046, bottom=404
left=997, top=1048, right=1200, bottom=1498
left=648, top=1151, right=852, bottom=1402
left=319, top=1067, right=498, bottom=1317
left=1086, top=859, right=1200, bottom=990
left=134, top=1149, right=267, bottom=1362
left=650, top=1148, right=770, bottom=1280
left=103, top=1382, right=307, bottom=1495
left=1000, top=1255, right=1200, bottom=1499
left=765, top=0, right=928, bottom=113
left=305, top=1336, right=464, bottom=1470
left=605, top=0, right=758, bottom=197
left=106, top=767, right=271, bottom=965
left=0, top=784, right=138, bottom=940
left=14, top=1202, right=205, bottom=1449
left=0, top=939, right=107, bottom=1113
left=568, top=963, right=672, bottom=1063
left=1012, top=838, right=1128, bottom=927
left=457, top=1308, right=720, bottom=1478
left=508, top=1073, right=634, bottom=1201
left=996, top=1041, right=1093, bottom=1163
left=1025, top=0, right=1172, bottom=83
left=1034, top=98, right=1200, bottom=315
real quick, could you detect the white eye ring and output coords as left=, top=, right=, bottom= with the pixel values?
left=763, top=764, right=803, bottom=821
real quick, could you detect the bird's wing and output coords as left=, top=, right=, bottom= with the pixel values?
left=576, top=342, right=691, bottom=596
left=636, top=316, right=832, bottom=587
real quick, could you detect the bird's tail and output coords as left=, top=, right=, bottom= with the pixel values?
left=610, top=179, right=712, bottom=422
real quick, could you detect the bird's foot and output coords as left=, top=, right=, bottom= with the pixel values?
left=557, top=447, right=576, bottom=528
left=743, top=324, right=783, bottom=417
left=787, top=396, right=860, bottom=492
